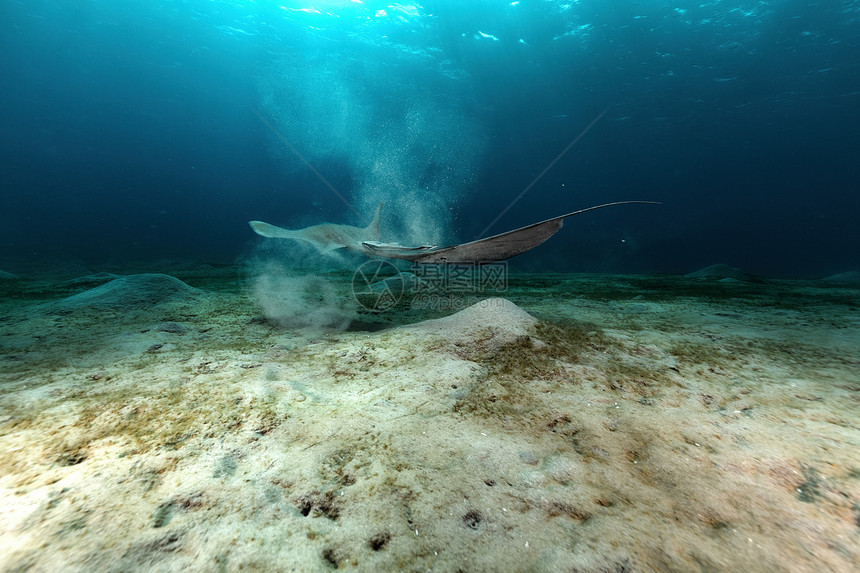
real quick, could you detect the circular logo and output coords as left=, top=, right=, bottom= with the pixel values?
left=352, top=260, right=405, bottom=311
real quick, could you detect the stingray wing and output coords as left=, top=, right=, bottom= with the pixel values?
left=362, top=218, right=563, bottom=264
left=422, top=218, right=565, bottom=263
left=360, top=201, right=659, bottom=264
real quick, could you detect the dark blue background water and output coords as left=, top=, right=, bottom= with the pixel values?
left=2, top=0, right=858, bottom=277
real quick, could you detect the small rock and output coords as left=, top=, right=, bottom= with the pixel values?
left=157, top=322, right=188, bottom=334
left=684, top=264, right=756, bottom=282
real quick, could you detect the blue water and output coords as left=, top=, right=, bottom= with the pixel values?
left=1, top=0, right=858, bottom=277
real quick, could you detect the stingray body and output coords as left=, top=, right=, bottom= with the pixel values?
left=249, top=202, right=383, bottom=253
left=249, top=200, right=658, bottom=263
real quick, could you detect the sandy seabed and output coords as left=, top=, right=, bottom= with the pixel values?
left=0, top=265, right=858, bottom=572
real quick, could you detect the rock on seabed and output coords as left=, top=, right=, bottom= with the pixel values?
left=408, top=297, right=538, bottom=356
left=56, top=273, right=203, bottom=311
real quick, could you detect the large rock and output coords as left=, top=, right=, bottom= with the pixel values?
left=56, top=274, right=203, bottom=312
left=822, top=271, right=860, bottom=285
left=408, top=298, right=538, bottom=357
left=62, top=272, right=120, bottom=287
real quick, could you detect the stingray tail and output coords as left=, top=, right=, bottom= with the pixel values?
left=366, top=201, right=383, bottom=241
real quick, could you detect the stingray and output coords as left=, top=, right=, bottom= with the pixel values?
left=249, top=202, right=383, bottom=253
left=249, top=200, right=658, bottom=263
left=361, top=200, right=659, bottom=264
